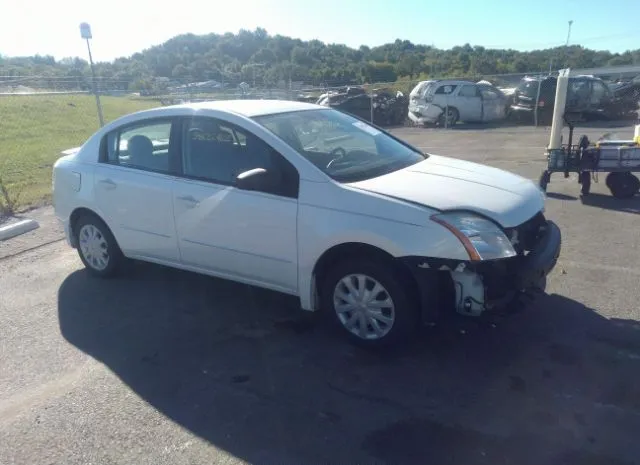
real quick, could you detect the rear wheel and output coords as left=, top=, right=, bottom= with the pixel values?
left=320, top=258, right=421, bottom=348
left=74, top=214, right=124, bottom=278
left=439, top=107, right=459, bottom=127
left=607, top=172, right=640, bottom=199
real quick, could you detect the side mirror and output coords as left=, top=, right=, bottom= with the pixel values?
left=235, top=168, right=276, bottom=192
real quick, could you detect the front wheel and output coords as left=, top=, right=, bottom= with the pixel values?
left=320, top=258, right=420, bottom=348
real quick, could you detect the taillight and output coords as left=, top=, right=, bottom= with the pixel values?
left=538, top=100, right=545, bottom=107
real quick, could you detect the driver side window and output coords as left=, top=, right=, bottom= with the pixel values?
left=180, top=117, right=299, bottom=198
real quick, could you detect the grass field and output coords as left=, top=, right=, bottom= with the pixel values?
left=0, top=94, right=160, bottom=210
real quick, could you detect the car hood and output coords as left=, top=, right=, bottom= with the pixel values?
left=348, top=155, right=545, bottom=228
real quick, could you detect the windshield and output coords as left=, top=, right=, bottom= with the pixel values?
left=254, top=109, right=426, bottom=183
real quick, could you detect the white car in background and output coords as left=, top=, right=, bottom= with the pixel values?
left=408, top=80, right=509, bottom=126
left=53, top=100, right=560, bottom=347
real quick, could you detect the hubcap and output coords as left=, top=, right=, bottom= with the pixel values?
left=79, top=224, right=110, bottom=271
left=333, top=274, right=395, bottom=340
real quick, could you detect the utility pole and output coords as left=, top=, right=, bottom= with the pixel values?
left=79, top=23, right=104, bottom=127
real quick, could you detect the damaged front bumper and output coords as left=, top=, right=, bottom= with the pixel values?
left=401, top=220, right=561, bottom=320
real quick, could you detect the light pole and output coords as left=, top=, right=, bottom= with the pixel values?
left=565, top=20, right=574, bottom=47
left=80, top=22, right=104, bottom=127
left=548, top=20, right=574, bottom=75
left=564, top=20, right=574, bottom=67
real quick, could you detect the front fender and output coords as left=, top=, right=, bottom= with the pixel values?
left=296, top=202, right=469, bottom=311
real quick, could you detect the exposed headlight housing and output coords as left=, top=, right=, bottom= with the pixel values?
left=431, top=212, right=516, bottom=261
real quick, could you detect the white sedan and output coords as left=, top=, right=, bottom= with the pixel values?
left=53, top=100, right=561, bottom=347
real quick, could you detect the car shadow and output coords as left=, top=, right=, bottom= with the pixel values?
left=58, top=263, right=640, bottom=464
left=580, top=192, right=640, bottom=214
left=449, top=121, right=523, bottom=131
left=546, top=192, right=579, bottom=201
left=572, top=118, right=638, bottom=130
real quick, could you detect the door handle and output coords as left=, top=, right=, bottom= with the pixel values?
left=177, top=195, right=199, bottom=207
left=98, top=178, right=117, bottom=189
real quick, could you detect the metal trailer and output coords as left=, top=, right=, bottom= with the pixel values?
left=538, top=66, right=640, bottom=198
left=539, top=117, right=640, bottom=198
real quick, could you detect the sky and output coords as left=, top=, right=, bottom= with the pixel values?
left=1, top=0, right=638, bottom=63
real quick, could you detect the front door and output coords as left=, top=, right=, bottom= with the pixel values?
left=94, top=118, right=180, bottom=262
left=479, top=86, right=506, bottom=121
left=457, top=84, right=483, bottom=121
left=172, top=116, right=299, bottom=293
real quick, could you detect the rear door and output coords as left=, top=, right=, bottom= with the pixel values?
left=95, top=118, right=180, bottom=262
left=567, top=78, right=591, bottom=111
left=588, top=79, right=614, bottom=115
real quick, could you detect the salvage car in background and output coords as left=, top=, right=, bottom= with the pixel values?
left=317, top=87, right=408, bottom=126
left=408, top=80, right=509, bottom=126
left=610, top=75, right=640, bottom=118
left=510, top=75, right=638, bottom=124
left=53, top=100, right=560, bottom=348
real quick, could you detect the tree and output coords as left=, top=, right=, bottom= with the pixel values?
left=362, top=62, right=397, bottom=83
left=1, top=29, right=637, bottom=91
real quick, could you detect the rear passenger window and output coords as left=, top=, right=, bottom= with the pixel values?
left=105, top=121, right=172, bottom=173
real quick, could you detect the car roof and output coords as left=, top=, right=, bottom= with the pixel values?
left=432, top=79, right=476, bottom=86
left=522, top=75, right=602, bottom=83
left=163, top=99, right=320, bottom=117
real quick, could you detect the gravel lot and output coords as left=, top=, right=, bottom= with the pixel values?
left=2, top=122, right=640, bottom=465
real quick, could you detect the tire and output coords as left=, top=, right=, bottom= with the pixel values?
left=607, top=172, right=640, bottom=199
left=439, top=107, right=459, bottom=127
left=320, top=257, right=421, bottom=348
left=74, top=214, right=124, bottom=278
